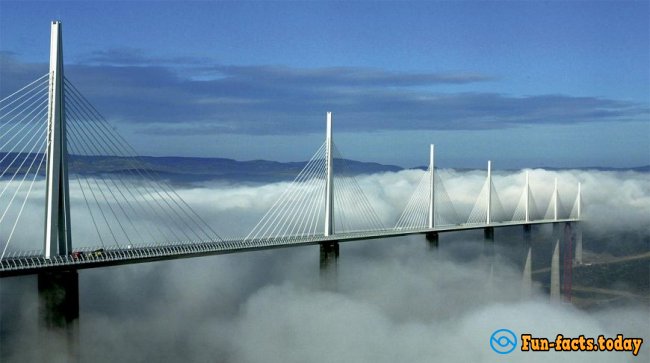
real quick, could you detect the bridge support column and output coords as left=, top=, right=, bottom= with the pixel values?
left=574, top=223, right=583, bottom=265
left=38, top=270, right=79, bottom=360
left=550, top=239, right=560, bottom=302
left=523, top=224, right=532, bottom=244
left=38, top=270, right=79, bottom=328
left=425, top=232, right=439, bottom=249
left=523, top=224, right=532, bottom=263
left=522, top=224, right=532, bottom=289
left=319, top=242, right=339, bottom=269
left=484, top=227, right=494, bottom=242
left=522, top=247, right=532, bottom=298
left=552, top=222, right=561, bottom=240
left=319, top=242, right=339, bottom=290
left=483, top=227, right=495, bottom=259
left=483, top=227, right=495, bottom=272
left=562, top=222, right=573, bottom=302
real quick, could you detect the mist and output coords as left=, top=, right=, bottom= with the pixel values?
left=0, top=168, right=648, bottom=362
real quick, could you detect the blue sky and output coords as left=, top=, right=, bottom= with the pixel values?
left=1, top=1, right=648, bottom=168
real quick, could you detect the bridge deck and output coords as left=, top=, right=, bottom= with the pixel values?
left=0, top=219, right=577, bottom=277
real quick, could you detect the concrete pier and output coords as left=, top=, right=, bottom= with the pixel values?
left=38, top=270, right=79, bottom=329
left=523, top=224, right=532, bottom=244
left=574, top=223, right=583, bottom=265
left=550, top=240, right=560, bottom=302
left=38, top=270, right=79, bottom=361
left=552, top=222, right=561, bottom=240
left=522, top=247, right=532, bottom=297
left=484, top=227, right=494, bottom=242
left=425, top=232, right=439, bottom=249
left=319, top=242, right=339, bottom=290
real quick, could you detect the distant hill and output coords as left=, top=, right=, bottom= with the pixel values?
left=66, top=155, right=403, bottom=183
left=0, top=153, right=647, bottom=183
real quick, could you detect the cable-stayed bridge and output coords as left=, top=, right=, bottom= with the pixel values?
left=0, top=22, right=581, bottom=278
left=1, top=23, right=585, bottom=348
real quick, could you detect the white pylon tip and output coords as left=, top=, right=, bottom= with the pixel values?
left=486, top=160, right=492, bottom=224
left=428, top=144, right=435, bottom=229
left=324, top=112, right=334, bottom=236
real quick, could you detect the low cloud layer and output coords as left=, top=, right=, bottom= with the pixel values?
left=1, top=168, right=648, bottom=362
left=175, top=168, right=648, bottom=239
left=1, top=168, right=648, bottom=251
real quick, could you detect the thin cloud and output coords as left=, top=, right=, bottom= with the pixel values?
left=81, top=47, right=215, bottom=67
left=1, top=53, right=647, bottom=136
left=209, top=65, right=494, bottom=86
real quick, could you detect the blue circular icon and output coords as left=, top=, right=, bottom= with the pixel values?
left=490, top=329, right=517, bottom=354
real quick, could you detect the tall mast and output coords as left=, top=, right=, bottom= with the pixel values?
left=44, top=21, right=72, bottom=258
left=324, top=112, right=334, bottom=236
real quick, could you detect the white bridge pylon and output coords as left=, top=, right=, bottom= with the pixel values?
left=396, top=156, right=582, bottom=231
left=44, top=21, right=72, bottom=259
left=395, top=144, right=460, bottom=230
left=0, top=21, right=225, bottom=260
left=244, top=112, right=386, bottom=244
